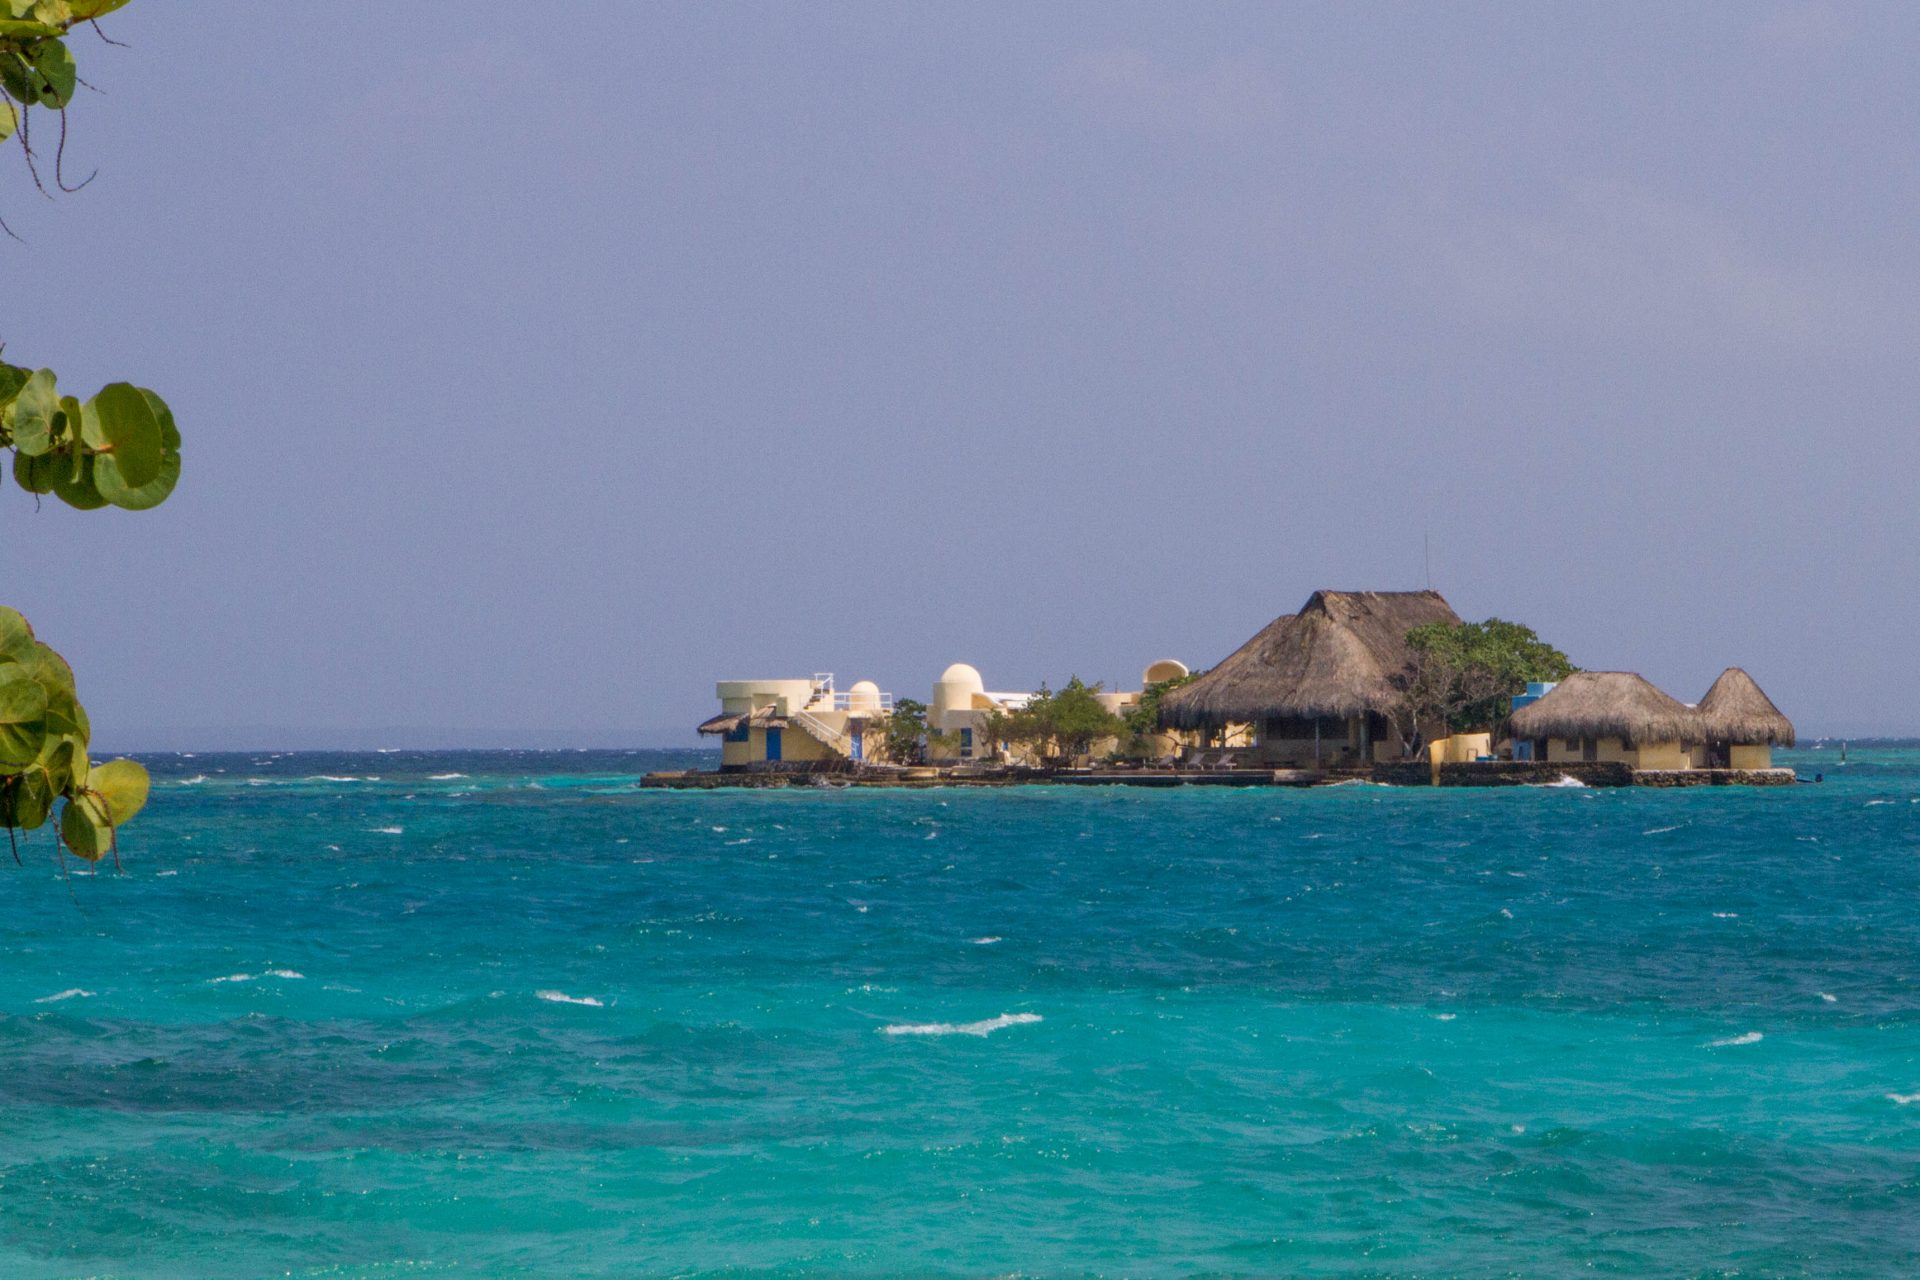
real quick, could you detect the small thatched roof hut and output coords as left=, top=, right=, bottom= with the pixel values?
left=1696, top=667, right=1795, bottom=746
left=1158, top=589, right=1461, bottom=729
left=1507, top=671, right=1699, bottom=745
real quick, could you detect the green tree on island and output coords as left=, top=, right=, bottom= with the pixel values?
left=988, top=678, right=1125, bottom=766
left=2, top=1, right=172, bottom=859
left=1401, top=619, right=1575, bottom=742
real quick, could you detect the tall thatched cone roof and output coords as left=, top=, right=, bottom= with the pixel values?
left=1507, top=671, right=1700, bottom=745
left=1158, top=589, right=1461, bottom=729
left=1697, top=667, right=1795, bottom=746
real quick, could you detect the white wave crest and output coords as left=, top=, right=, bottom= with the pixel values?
left=265, top=969, right=305, bottom=980
left=536, top=990, right=604, bottom=1007
left=372, top=827, right=403, bottom=835
left=34, top=988, right=94, bottom=1003
left=1708, top=1031, right=1763, bottom=1047
left=429, top=773, right=467, bottom=780
left=882, top=1012, right=1042, bottom=1038
left=177, top=775, right=208, bottom=786
left=1537, top=775, right=1587, bottom=788
left=308, top=775, right=362, bottom=783
left=972, top=936, right=1002, bottom=945
left=208, top=973, right=254, bottom=984
left=1889, top=1092, right=1920, bottom=1106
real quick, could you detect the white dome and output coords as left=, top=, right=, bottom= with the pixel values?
left=1142, top=658, right=1189, bottom=685
left=938, top=662, right=984, bottom=692
left=850, top=680, right=880, bottom=694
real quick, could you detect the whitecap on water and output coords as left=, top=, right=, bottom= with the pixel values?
left=1713, top=912, right=1740, bottom=919
left=429, top=773, right=467, bottom=780
left=372, top=827, right=403, bottom=835
left=1888, top=1091, right=1920, bottom=1106
left=882, top=1012, right=1042, bottom=1038
left=208, top=973, right=255, bottom=984
left=1531, top=775, right=1587, bottom=788
left=1708, top=1031, right=1763, bottom=1047
left=972, top=936, right=1002, bottom=945
left=265, top=970, right=305, bottom=980
left=34, top=988, right=94, bottom=1003
left=536, top=990, right=605, bottom=1007
left=176, top=775, right=208, bottom=786
left=1819, top=992, right=1838, bottom=1003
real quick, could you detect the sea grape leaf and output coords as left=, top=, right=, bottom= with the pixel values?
left=12, top=448, right=63, bottom=493
left=0, top=607, right=32, bottom=663
left=89, top=758, right=148, bottom=825
left=51, top=452, right=106, bottom=509
left=96, top=447, right=178, bottom=510
left=0, top=665, right=49, bottom=768
left=4, top=368, right=58, bottom=456
left=0, top=363, right=26, bottom=409
left=67, top=0, right=132, bottom=19
left=25, top=34, right=71, bottom=107
left=1, top=768, right=53, bottom=830
left=83, top=382, right=162, bottom=488
left=0, top=51, right=35, bottom=102
left=59, top=792, right=110, bottom=860
left=136, top=387, right=180, bottom=451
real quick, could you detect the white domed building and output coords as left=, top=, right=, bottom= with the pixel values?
left=698, top=671, right=896, bottom=770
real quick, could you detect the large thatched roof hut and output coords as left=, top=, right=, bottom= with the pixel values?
left=1696, top=667, right=1795, bottom=747
left=1158, top=589, right=1460, bottom=763
left=1506, top=671, right=1698, bottom=745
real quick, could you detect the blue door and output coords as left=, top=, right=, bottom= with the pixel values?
left=765, top=728, right=782, bottom=761
left=851, top=727, right=864, bottom=762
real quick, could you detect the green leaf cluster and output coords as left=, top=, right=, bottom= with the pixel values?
left=3, top=2, right=166, bottom=861
left=1403, top=618, right=1577, bottom=736
left=0, top=605, right=148, bottom=859
left=2, top=364, right=181, bottom=509
left=0, top=2, right=129, bottom=139
left=875, top=697, right=929, bottom=765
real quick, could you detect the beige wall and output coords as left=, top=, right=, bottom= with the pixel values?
left=1730, top=744, right=1772, bottom=769
left=716, top=679, right=815, bottom=717
left=1633, top=741, right=1690, bottom=771
left=1547, top=736, right=1691, bottom=769
left=1431, top=733, right=1493, bottom=764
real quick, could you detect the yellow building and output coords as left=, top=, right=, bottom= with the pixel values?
left=1695, top=667, right=1795, bottom=769
left=927, top=659, right=1196, bottom=765
left=1506, top=668, right=1796, bottom=773
left=1157, top=589, right=1460, bottom=766
left=1505, top=671, right=1701, bottom=770
left=698, top=673, right=894, bottom=770
left=927, top=663, right=1040, bottom=765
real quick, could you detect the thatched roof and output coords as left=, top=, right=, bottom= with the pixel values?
left=1507, top=671, right=1700, bottom=745
left=1158, top=589, right=1461, bottom=728
left=697, top=705, right=788, bottom=735
left=1697, top=667, right=1795, bottom=746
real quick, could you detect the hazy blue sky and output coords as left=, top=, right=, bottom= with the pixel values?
left=4, top=2, right=1915, bottom=745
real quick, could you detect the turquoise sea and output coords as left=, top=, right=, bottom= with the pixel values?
left=3, top=747, right=1918, bottom=1278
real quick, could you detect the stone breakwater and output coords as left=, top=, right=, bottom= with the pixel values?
left=643, top=762, right=1799, bottom=789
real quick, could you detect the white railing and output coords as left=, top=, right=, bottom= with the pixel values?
left=791, top=709, right=854, bottom=754
left=827, top=690, right=894, bottom=712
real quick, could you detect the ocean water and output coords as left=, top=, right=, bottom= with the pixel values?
left=2, top=747, right=1918, bottom=1278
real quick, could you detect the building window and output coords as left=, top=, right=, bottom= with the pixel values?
left=724, top=720, right=749, bottom=744
left=960, top=727, right=974, bottom=757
